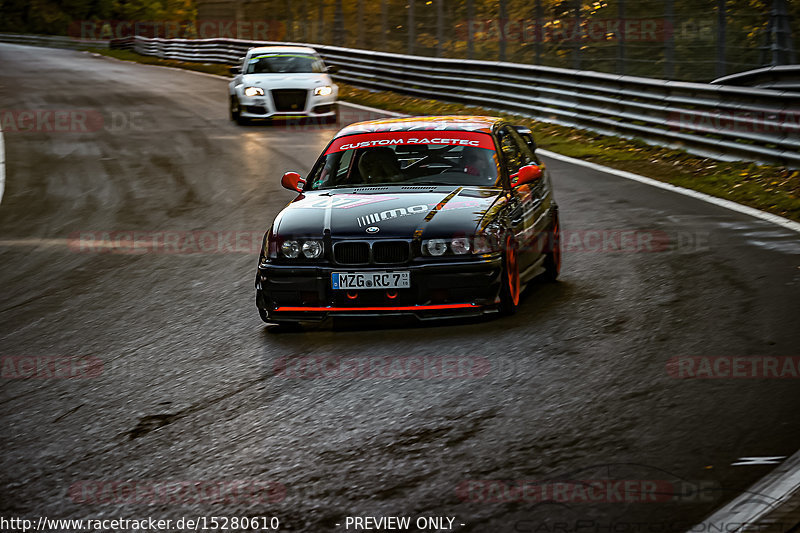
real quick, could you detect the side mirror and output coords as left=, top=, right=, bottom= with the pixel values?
left=281, top=171, right=305, bottom=193
left=229, top=65, right=240, bottom=75
left=326, top=64, right=338, bottom=74
left=512, top=165, right=542, bottom=187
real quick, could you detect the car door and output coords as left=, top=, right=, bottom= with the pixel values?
left=497, top=125, right=545, bottom=273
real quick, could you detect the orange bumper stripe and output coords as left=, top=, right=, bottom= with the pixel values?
left=273, top=303, right=480, bottom=312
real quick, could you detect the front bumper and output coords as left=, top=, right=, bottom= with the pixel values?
left=237, top=89, right=338, bottom=119
left=255, top=257, right=503, bottom=322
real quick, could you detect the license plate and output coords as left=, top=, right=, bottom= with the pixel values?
left=332, top=271, right=410, bottom=290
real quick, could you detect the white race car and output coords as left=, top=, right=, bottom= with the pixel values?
left=228, top=46, right=339, bottom=125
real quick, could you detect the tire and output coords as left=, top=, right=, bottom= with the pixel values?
left=258, top=308, right=303, bottom=330
left=325, top=106, right=340, bottom=125
left=499, top=235, right=521, bottom=315
left=229, top=96, right=240, bottom=121
left=231, top=96, right=249, bottom=125
left=541, top=214, right=561, bottom=282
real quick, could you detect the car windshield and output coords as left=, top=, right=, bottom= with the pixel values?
left=307, top=131, right=500, bottom=190
left=245, top=53, right=324, bottom=74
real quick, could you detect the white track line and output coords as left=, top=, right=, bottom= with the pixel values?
left=538, top=149, right=800, bottom=234
left=0, top=124, right=5, bottom=205
left=691, top=448, right=800, bottom=531
left=339, top=101, right=406, bottom=117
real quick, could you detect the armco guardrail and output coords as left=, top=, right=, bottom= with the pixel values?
left=2, top=33, right=797, bottom=167
left=0, top=32, right=108, bottom=50
left=126, top=35, right=800, bottom=168
left=713, top=65, right=800, bottom=92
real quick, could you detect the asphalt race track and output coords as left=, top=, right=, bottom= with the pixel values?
left=1, top=43, right=799, bottom=531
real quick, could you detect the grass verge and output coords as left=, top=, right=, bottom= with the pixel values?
left=89, top=48, right=799, bottom=222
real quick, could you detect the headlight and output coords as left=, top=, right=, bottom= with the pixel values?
left=473, top=226, right=502, bottom=254
left=424, top=239, right=448, bottom=256
left=302, top=240, right=323, bottom=259
left=314, top=86, right=333, bottom=96
left=244, top=86, right=264, bottom=97
left=450, top=238, right=471, bottom=255
left=281, top=240, right=300, bottom=258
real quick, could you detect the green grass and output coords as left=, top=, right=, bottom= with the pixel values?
left=89, top=48, right=232, bottom=76
left=89, top=48, right=800, bottom=222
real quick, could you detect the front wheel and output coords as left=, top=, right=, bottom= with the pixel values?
left=499, top=235, right=520, bottom=315
left=231, top=96, right=249, bottom=125
left=229, top=96, right=240, bottom=121
left=326, top=106, right=340, bottom=125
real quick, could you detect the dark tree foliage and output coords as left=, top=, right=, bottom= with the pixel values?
left=0, top=0, right=194, bottom=35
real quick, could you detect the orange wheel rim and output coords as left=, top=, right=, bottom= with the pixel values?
left=506, top=238, right=520, bottom=305
left=553, top=222, right=561, bottom=272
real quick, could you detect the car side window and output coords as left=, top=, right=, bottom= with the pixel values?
left=498, top=126, right=535, bottom=176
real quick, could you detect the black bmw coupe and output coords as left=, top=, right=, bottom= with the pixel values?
left=255, top=115, right=561, bottom=323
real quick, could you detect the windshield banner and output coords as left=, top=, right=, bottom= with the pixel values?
left=324, top=131, right=496, bottom=155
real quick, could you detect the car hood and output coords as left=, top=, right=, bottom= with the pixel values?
left=240, top=73, right=333, bottom=89
left=273, top=187, right=505, bottom=239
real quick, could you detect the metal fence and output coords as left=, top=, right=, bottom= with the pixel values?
left=0, top=32, right=108, bottom=50
left=0, top=31, right=796, bottom=167
left=124, top=35, right=800, bottom=168
left=194, top=0, right=798, bottom=82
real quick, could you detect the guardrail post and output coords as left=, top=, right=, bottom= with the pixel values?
left=664, top=0, right=675, bottom=78
left=317, top=0, right=325, bottom=43
left=770, top=0, right=797, bottom=65
left=572, top=0, right=582, bottom=69
left=285, top=0, right=293, bottom=41
left=381, top=0, right=388, bottom=50
left=334, top=0, right=344, bottom=46
left=498, top=0, right=507, bottom=61
left=408, top=0, right=415, bottom=55
left=436, top=0, right=444, bottom=57
left=617, top=0, right=626, bottom=75
left=716, top=0, right=727, bottom=78
left=467, top=0, right=475, bottom=59
left=535, top=0, right=543, bottom=65
left=357, top=0, right=365, bottom=49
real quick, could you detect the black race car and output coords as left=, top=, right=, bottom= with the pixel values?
left=255, top=115, right=561, bottom=323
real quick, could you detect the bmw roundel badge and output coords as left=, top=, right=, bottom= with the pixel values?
left=366, top=226, right=380, bottom=234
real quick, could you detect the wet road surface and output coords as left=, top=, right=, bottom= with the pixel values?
left=1, top=43, right=799, bottom=531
